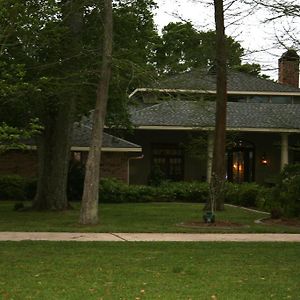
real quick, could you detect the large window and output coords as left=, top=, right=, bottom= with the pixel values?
left=152, top=144, right=184, bottom=181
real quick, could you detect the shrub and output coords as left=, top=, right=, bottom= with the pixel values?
left=0, top=175, right=28, bottom=200
left=224, top=182, right=268, bottom=208
left=98, top=178, right=209, bottom=203
left=266, top=164, right=300, bottom=218
left=158, top=181, right=209, bottom=203
left=99, top=177, right=128, bottom=203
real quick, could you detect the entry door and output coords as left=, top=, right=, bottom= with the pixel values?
left=227, top=143, right=255, bottom=183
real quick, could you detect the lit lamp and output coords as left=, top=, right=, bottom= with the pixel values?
left=261, top=153, right=268, bottom=165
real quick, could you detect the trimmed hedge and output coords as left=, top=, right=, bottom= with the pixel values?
left=99, top=178, right=209, bottom=203
left=0, top=173, right=269, bottom=209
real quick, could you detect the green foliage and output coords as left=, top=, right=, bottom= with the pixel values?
left=99, top=178, right=209, bottom=203
left=156, top=22, right=244, bottom=75
left=234, top=63, right=270, bottom=79
left=224, top=182, right=268, bottom=209
left=0, top=120, right=42, bottom=153
left=0, top=175, right=35, bottom=200
left=158, top=181, right=209, bottom=203
left=266, top=164, right=300, bottom=218
left=147, top=164, right=166, bottom=186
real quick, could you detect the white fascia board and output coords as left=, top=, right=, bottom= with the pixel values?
left=71, top=146, right=142, bottom=152
left=129, top=88, right=300, bottom=97
left=23, top=146, right=142, bottom=152
left=135, top=125, right=300, bottom=133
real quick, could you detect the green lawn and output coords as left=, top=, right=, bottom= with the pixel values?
left=1, top=201, right=300, bottom=233
left=0, top=241, right=299, bottom=299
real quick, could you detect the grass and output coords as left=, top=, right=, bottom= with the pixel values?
left=1, top=201, right=300, bottom=233
left=0, top=241, right=300, bottom=299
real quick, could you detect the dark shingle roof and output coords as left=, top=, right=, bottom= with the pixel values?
left=130, top=101, right=300, bottom=131
left=72, top=123, right=141, bottom=150
left=147, top=70, right=300, bottom=93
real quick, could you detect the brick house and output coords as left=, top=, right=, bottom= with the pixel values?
left=0, top=123, right=142, bottom=183
left=127, top=50, right=300, bottom=185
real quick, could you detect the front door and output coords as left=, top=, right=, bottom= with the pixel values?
left=227, top=141, right=255, bottom=183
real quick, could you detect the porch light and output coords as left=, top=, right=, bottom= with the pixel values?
left=261, top=153, right=268, bottom=165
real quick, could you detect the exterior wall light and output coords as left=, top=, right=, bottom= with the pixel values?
left=261, top=153, right=268, bottom=165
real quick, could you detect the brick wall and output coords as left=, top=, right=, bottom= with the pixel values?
left=0, top=150, right=38, bottom=177
left=100, top=152, right=129, bottom=183
left=0, top=150, right=130, bottom=183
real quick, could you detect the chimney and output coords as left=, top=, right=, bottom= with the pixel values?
left=278, top=49, right=299, bottom=88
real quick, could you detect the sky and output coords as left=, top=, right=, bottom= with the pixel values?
left=153, top=0, right=300, bottom=80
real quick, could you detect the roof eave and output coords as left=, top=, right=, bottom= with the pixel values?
left=134, top=125, right=300, bottom=133
left=129, top=88, right=300, bottom=97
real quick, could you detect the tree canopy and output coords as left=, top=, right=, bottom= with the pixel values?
left=155, top=22, right=244, bottom=75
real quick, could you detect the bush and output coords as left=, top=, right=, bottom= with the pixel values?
left=224, top=182, right=268, bottom=208
left=0, top=175, right=29, bottom=200
left=266, top=164, right=300, bottom=218
left=98, top=178, right=209, bottom=203
left=158, top=181, right=209, bottom=203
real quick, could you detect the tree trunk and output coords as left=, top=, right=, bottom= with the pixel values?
left=208, top=0, right=228, bottom=211
left=33, top=102, right=74, bottom=210
left=79, top=0, right=113, bottom=225
left=33, top=0, right=82, bottom=210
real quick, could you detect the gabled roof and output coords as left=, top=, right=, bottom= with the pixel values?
left=131, top=70, right=300, bottom=96
left=130, top=101, right=300, bottom=133
left=72, top=123, right=141, bottom=152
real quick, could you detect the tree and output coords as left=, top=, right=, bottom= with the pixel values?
left=0, top=0, right=161, bottom=211
left=209, top=0, right=227, bottom=211
left=79, top=0, right=113, bottom=225
left=241, top=0, right=300, bottom=50
left=33, top=0, right=85, bottom=210
left=155, top=22, right=244, bottom=75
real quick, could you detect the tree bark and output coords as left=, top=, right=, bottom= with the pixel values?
left=33, top=0, right=82, bottom=210
left=33, top=102, right=74, bottom=210
left=79, top=0, right=113, bottom=225
left=208, top=0, right=228, bottom=211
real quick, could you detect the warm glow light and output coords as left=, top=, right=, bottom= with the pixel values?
left=261, top=154, right=268, bottom=165
left=233, top=163, right=243, bottom=172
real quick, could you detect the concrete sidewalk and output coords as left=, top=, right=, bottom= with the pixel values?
left=1, top=232, right=300, bottom=242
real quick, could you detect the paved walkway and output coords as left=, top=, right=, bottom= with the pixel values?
left=1, top=232, right=300, bottom=242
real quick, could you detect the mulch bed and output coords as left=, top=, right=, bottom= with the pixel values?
left=261, top=218, right=300, bottom=227
left=178, top=220, right=245, bottom=228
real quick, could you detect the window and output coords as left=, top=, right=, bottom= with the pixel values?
left=152, top=144, right=184, bottom=181
left=293, top=96, right=300, bottom=104
left=248, top=96, right=269, bottom=103
left=271, top=96, right=293, bottom=104
left=228, top=95, right=247, bottom=103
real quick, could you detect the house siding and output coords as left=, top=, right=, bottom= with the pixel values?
left=128, top=129, right=300, bottom=185
left=0, top=150, right=131, bottom=183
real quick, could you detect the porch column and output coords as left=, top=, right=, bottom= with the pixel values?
left=281, top=133, right=289, bottom=170
left=207, top=131, right=214, bottom=183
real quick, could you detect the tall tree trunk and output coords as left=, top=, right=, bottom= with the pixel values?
left=33, top=0, right=82, bottom=210
left=209, top=0, right=228, bottom=211
left=79, top=0, right=113, bottom=225
left=33, top=102, right=74, bottom=210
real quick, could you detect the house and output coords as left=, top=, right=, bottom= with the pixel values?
left=0, top=123, right=142, bottom=183
left=1, top=50, right=299, bottom=186
left=126, top=50, right=300, bottom=185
